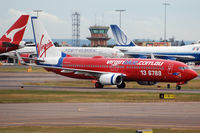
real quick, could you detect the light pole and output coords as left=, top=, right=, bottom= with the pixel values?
left=115, top=9, right=126, bottom=28
left=163, top=1, right=170, bottom=43
left=33, top=10, right=43, bottom=17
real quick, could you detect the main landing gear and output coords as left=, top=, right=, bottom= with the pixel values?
left=117, top=82, right=126, bottom=88
left=94, top=82, right=126, bottom=89
left=95, top=82, right=104, bottom=88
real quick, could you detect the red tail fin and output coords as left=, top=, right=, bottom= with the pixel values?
left=0, top=15, right=29, bottom=44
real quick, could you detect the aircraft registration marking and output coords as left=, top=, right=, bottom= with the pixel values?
left=140, top=70, right=162, bottom=76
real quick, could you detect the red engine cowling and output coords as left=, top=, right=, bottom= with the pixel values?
left=19, top=53, right=31, bottom=62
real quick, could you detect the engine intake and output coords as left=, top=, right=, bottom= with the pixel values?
left=99, top=73, right=123, bottom=85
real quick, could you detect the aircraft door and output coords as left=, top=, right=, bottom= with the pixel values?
left=168, top=63, right=174, bottom=75
left=110, top=65, right=119, bottom=72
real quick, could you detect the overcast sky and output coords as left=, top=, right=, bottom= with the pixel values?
left=0, top=0, right=200, bottom=41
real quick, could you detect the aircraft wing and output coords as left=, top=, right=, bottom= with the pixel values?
left=16, top=51, right=44, bottom=63
left=17, top=52, right=125, bottom=77
left=153, top=54, right=195, bottom=61
left=26, top=63, right=126, bottom=78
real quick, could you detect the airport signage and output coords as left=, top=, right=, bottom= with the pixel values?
left=160, top=93, right=176, bottom=99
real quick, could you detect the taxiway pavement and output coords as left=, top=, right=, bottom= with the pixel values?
left=0, top=69, right=200, bottom=129
left=0, top=102, right=200, bottom=129
left=0, top=71, right=200, bottom=93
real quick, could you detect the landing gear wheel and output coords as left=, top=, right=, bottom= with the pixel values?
left=95, top=82, right=104, bottom=88
left=167, top=84, right=170, bottom=89
left=117, top=82, right=126, bottom=88
left=176, top=85, right=181, bottom=90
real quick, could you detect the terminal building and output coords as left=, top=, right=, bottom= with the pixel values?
left=142, top=42, right=171, bottom=46
left=134, top=40, right=171, bottom=46
left=87, top=26, right=110, bottom=47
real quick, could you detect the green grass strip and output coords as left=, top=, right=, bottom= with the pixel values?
left=0, top=66, right=46, bottom=72
left=24, top=79, right=200, bottom=90
left=0, top=90, right=200, bottom=103
left=0, top=126, right=200, bottom=133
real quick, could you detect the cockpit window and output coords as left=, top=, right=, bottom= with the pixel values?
left=178, top=66, right=191, bottom=70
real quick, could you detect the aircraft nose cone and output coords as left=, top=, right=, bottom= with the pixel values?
left=187, top=70, right=198, bottom=80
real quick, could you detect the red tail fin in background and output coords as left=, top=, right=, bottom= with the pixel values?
left=0, top=15, right=29, bottom=44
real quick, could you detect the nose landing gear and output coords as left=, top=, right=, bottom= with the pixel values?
left=176, top=85, right=181, bottom=90
left=176, top=81, right=186, bottom=90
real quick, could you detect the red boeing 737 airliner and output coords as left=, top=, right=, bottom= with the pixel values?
left=0, top=15, right=29, bottom=54
left=21, top=17, right=197, bottom=90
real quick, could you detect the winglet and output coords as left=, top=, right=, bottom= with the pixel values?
left=110, top=25, right=136, bottom=47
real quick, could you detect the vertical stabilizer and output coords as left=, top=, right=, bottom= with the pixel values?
left=31, top=17, right=64, bottom=60
left=110, top=25, right=136, bottom=46
left=0, top=15, right=29, bottom=44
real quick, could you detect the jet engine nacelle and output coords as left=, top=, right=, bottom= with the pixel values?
left=20, top=53, right=31, bottom=58
left=19, top=41, right=26, bottom=48
left=19, top=53, right=32, bottom=62
left=99, top=73, right=123, bottom=85
left=137, top=81, right=157, bottom=85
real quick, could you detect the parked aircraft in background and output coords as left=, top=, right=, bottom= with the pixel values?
left=17, top=17, right=198, bottom=90
left=111, top=25, right=200, bottom=63
left=1, top=45, right=124, bottom=60
left=57, top=47, right=124, bottom=58
left=0, top=15, right=29, bottom=54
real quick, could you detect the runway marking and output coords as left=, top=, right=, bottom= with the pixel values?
left=78, top=107, right=88, bottom=111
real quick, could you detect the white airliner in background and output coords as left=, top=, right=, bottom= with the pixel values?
left=110, top=25, right=200, bottom=63
left=57, top=47, right=124, bottom=58
left=1, top=46, right=124, bottom=59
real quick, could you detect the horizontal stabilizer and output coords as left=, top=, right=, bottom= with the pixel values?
left=2, top=42, right=18, bottom=47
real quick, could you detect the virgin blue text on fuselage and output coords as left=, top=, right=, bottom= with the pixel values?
left=106, top=60, right=164, bottom=66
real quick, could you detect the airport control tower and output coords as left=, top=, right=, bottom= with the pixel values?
left=87, top=26, right=110, bottom=47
